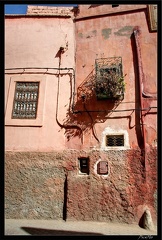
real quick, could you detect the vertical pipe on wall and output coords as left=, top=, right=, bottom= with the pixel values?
left=133, top=26, right=146, bottom=168
left=55, top=50, right=84, bottom=144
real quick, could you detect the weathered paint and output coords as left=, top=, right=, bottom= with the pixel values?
left=85, top=30, right=97, bottom=38
left=5, top=5, right=157, bottom=225
left=102, top=28, right=112, bottom=39
left=74, top=6, right=157, bottom=151
left=78, top=32, right=83, bottom=38
left=114, top=26, right=134, bottom=37
left=5, top=148, right=157, bottom=223
left=70, top=4, right=157, bottom=225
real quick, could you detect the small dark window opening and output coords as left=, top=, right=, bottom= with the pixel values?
left=112, top=5, right=119, bottom=8
left=78, top=157, right=89, bottom=174
left=106, top=135, right=124, bottom=146
left=12, top=82, right=39, bottom=119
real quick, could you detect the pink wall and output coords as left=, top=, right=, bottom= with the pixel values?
left=5, top=5, right=157, bottom=225
left=5, top=5, right=157, bottom=152
left=5, top=15, right=75, bottom=151
left=73, top=4, right=157, bottom=150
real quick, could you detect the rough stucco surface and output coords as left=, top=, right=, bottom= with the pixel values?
left=5, top=152, right=67, bottom=219
left=5, top=148, right=157, bottom=224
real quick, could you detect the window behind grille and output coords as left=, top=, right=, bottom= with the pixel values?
left=95, top=57, right=124, bottom=100
left=106, top=135, right=124, bottom=147
left=12, top=82, right=39, bottom=119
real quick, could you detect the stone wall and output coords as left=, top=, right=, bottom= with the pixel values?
left=5, top=148, right=157, bottom=224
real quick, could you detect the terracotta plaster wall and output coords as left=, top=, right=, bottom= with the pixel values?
left=5, top=6, right=157, bottom=224
left=5, top=151, right=67, bottom=219
left=66, top=148, right=157, bottom=224
left=76, top=4, right=147, bottom=18
left=5, top=7, right=157, bottom=152
left=5, top=149, right=157, bottom=224
left=73, top=5, right=157, bottom=150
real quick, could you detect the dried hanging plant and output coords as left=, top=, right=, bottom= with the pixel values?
left=95, top=69, right=126, bottom=99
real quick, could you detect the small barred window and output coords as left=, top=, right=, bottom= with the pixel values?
left=12, top=82, right=39, bottom=119
left=106, top=135, right=124, bottom=147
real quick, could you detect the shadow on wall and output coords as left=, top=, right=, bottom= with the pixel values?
left=63, top=69, right=124, bottom=143
left=59, top=32, right=144, bottom=148
left=63, top=174, right=67, bottom=220
left=21, top=227, right=103, bottom=236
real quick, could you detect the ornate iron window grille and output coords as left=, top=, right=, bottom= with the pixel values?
left=106, top=135, right=124, bottom=147
left=95, top=57, right=124, bottom=100
left=12, top=82, right=39, bottom=119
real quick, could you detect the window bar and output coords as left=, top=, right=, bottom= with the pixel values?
left=12, top=82, right=39, bottom=119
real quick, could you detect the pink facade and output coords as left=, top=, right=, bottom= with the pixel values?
left=73, top=4, right=157, bottom=150
left=5, top=5, right=157, bottom=227
left=5, top=7, right=75, bottom=151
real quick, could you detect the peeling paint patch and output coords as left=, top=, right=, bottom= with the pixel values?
left=102, top=28, right=112, bottom=39
left=78, top=32, right=83, bottom=38
left=114, top=26, right=133, bottom=37
left=86, top=30, right=97, bottom=39
left=78, top=31, right=97, bottom=39
left=92, top=30, right=97, bottom=35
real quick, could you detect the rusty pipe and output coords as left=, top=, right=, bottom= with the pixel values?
left=133, top=26, right=146, bottom=166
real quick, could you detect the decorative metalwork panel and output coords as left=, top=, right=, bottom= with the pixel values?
left=106, top=135, right=124, bottom=146
left=95, top=57, right=122, bottom=70
left=12, top=82, right=39, bottom=119
left=95, top=57, right=124, bottom=100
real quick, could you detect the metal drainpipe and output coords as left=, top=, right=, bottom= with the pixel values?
left=133, top=26, right=146, bottom=168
